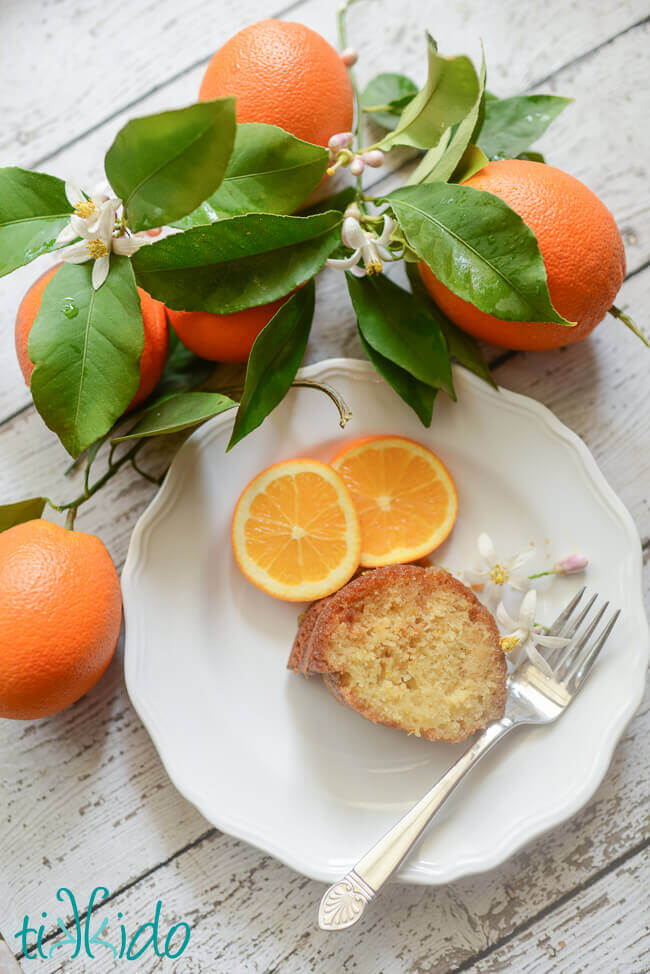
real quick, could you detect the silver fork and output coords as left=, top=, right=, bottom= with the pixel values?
left=318, top=588, right=620, bottom=931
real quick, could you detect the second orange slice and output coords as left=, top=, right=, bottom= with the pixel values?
left=330, top=436, right=458, bottom=567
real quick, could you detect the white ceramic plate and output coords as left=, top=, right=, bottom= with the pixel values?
left=122, top=359, right=648, bottom=884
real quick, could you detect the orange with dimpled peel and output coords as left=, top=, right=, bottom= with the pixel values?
left=330, top=436, right=458, bottom=567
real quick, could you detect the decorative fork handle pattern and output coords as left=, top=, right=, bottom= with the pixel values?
left=318, top=718, right=514, bottom=931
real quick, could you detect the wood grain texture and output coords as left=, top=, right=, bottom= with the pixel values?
left=0, top=0, right=649, bottom=970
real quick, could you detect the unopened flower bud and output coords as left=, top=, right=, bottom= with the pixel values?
left=328, top=131, right=353, bottom=151
left=554, top=554, right=588, bottom=575
left=341, top=47, right=358, bottom=67
left=362, top=149, right=385, bottom=168
left=350, top=156, right=365, bottom=176
left=343, top=202, right=362, bottom=222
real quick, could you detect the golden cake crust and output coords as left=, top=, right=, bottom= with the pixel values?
left=288, top=564, right=507, bottom=743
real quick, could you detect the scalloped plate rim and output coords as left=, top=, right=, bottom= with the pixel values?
left=122, top=357, right=648, bottom=885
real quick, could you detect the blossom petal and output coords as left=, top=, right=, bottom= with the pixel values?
left=535, top=634, right=571, bottom=650
left=113, top=233, right=152, bottom=257
left=376, top=215, right=394, bottom=247
left=522, top=636, right=554, bottom=677
left=326, top=249, right=362, bottom=270
left=519, top=589, right=537, bottom=630
left=477, top=533, right=496, bottom=564
left=341, top=216, right=367, bottom=249
left=349, top=263, right=367, bottom=278
left=92, top=255, right=110, bottom=289
left=496, top=602, right=519, bottom=632
left=55, top=224, right=78, bottom=245
left=509, top=549, right=535, bottom=572
left=509, top=575, right=531, bottom=592
left=65, top=183, right=84, bottom=208
left=58, top=241, right=91, bottom=263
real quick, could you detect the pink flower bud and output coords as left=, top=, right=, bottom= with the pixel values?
left=350, top=156, right=365, bottom=176
left=554, top=554, right=588, bottom=575
left=362, top=150, right=385, bottom=168
left=328, top=131, right=353, bottom=150
left=341, top=47, right=358, bottom=66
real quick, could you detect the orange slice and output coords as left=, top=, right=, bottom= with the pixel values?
left=231, top=459, right=361, bottom=601
left=330, top=436, right=458, bottom=567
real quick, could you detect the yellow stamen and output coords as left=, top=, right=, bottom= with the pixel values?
left=500, top=635, right=520, bottom=653
left=86, top=239, right=108, bottom=259
left=489, top=562, right=509, bottom=585
left=366, top=259, right=383, bottom=275
left=75, top=200, right=96, bottom=219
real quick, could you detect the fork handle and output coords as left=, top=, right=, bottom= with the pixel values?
left=318, top=717, right=514, bottom=930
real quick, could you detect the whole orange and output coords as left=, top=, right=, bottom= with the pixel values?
left=15, top=264, right=169, bottom=410
left=199, top=19, right=354, bottom=147
left=419, top=160, right=626, bottom=351
left=167, top=296, right=289, bottom=362
left=0, top=520, right=122, bottom=720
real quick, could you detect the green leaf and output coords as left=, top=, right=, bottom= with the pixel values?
left=387, top=184, right=573, bottom=325
left=361, top=73, right=418, bottom=129
left=113, top=391, right=235, bottom=441
left=358, top=331, right=436, bottom=425
left=450, top=144, right=489, bottom=183
left=346, top=272, right=455, bottom=399
left=478, top=95, right=572, bottom=160
left=29, top=258, right=144, bottom=457
left=175, top=124, right=328, bottom=226
left=410, top=51, right=486, bottom=185
left=517, top=151, right=546, bottom=163
left=228, top=282, right=314, bottom=450
left=132, top=211, right=341, bottom=313
left=105, top=99, right=236, bottom=231
left=377, top=34, right=480, bottom=151
left=299, top=186, right=357, bottom=217
left=0, top=497, right=47, bottom=533
left=0, top=167, right=72, bottom=277
left=147, top=321, right=214, bottom=400
left=406, top=262, right=496, bottom=387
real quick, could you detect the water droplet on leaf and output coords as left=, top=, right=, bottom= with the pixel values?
left=61, top=299, right=78, bottom=318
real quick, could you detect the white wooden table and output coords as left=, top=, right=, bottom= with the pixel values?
left=1, top=1, right=648, bottom=970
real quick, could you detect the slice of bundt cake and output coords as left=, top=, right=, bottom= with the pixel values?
left=288, top=564, right=506, bottom=742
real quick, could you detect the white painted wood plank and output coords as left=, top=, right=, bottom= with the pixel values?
left=4, top=690, right=646, bottom=972
left=465, top=846, right=649, bottom=974
left=1, top=0, right=646, bottom=168
left=1, top=19, right=648, bottom=425
left=0, top=267, right=648, bottom=968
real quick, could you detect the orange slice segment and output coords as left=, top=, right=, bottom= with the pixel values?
left=330, top=436, right=458, bottom=567
left=231, top=459, right=361, bottom=601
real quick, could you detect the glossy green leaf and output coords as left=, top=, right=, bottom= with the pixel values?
left=0, top=497, right=47, bottom=533
left=346, top=272, right=455, bottom=399
left=0, top=167, right=72, bottom=276
left=359, top=332, right=436, bottom=426
left=105, top=99, right=236, bottom=231
left=387, top=184, right=573, bottom=325
left=175, top=124, right=328, bottom=226
left=132, top=211, right=340, bottom=313
left=377, top=34, right=480, bottom=151
left=148, top=321, right=214, bottom=400
left=228, top=282, right=314, bottom=449
left=406, top=262, right=496, bottom=387
left=518, top=151, right=546, bottom=163
left=361, top=73, right=418, bottom=129
left=478, top=95, right=572, bottom=160
left=113, top=391, right=235, bottom=441
left=29, top=258, right=144, bottom=457
left=450, top=144, right=489, bottom=183
left=411, top=52, right=485, bottom=184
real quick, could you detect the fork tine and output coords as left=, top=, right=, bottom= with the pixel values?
left=545, top=591, right=597, bottom=667
left=547, top=586, right=586, bottom=636
left=556, top=601, right=609, bottom=682
left=566, top=610, right=620, bottom=690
